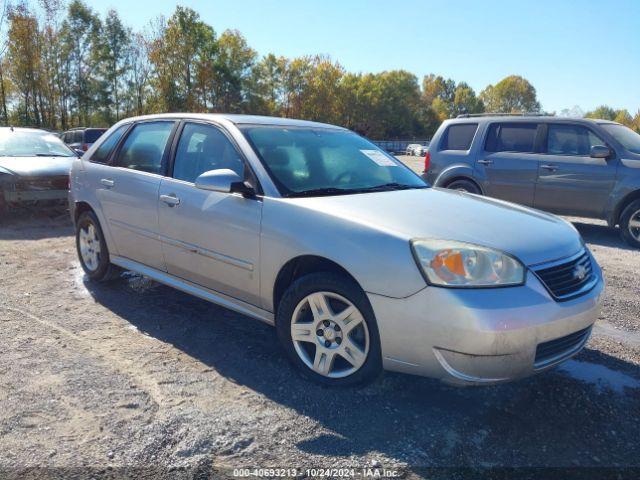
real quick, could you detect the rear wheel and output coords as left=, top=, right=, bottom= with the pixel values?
left=620, top=199, right=640, bottom=248
left=276, top=273, right=382, bottom=386
left=76, top=210, right=121, bottom=281
left=446, top=179, right=481, bottom=194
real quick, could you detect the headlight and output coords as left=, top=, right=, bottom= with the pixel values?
left=410, top=239, right=525, bottom=287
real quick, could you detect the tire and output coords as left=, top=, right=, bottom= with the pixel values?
left=276, top=272, right=383, bottom=386
left=619, top=199, right=640, bottom=248
left=75, top=210, right=121, bottom=281
left=446, top=179, right=482, bottom=195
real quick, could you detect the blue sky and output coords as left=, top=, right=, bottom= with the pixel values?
left=83, top=0, right=640, bottom=114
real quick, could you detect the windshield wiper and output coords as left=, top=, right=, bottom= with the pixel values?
left=287, top=183, right=427, bottom=198
left=34, top=153, right=72, bottom=157
left=287, top=187, right=354, bottom=198
left=352, top=183, right=428, bottom=193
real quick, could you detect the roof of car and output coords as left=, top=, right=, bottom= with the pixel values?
left=0, top=127, right=55, bottom=134
left=447, top=115, right=621, bottom=126
left=119, top=113, right=347, bottom=130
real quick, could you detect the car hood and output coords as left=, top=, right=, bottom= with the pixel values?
left=0, top=156, right=74, bottom=177
left=287, top=188, right=583, bottom=266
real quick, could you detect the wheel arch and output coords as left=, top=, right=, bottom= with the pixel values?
left=442, top=175, right=484, bottom=194
left=610, top=189, right=640, bottom=227
left=273, top=255, right=363, bottom=315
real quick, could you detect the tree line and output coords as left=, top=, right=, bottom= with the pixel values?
left=2, top=1, right=639, bottom=138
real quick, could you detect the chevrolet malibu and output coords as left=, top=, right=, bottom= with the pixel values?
left=0, top=127, right=77, bottom=213
left=69, top=114, right=604, bottom=386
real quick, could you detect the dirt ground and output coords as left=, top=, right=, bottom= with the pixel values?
left=1, top=182, right=639, bottom=478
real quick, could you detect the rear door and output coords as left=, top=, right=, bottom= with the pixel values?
left=474, top=122, right=542, bottom=206
left=157, top=121, right=263, bottom=306
left=95, top=120, right=177, bottom=271
left=534, top=123, right=618, bottom=217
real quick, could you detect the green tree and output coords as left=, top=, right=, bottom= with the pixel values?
left=59, top=0, right=102, bottom=126
left=213, top=29, right=256, bottom=112
left=147, top=7, right=216, bottom=112
left=246, top=53, right=287, bottom=116
left=585, top=105, right=617, bottom=121
left=480, top=75, right=541, bottom=113
left=100, top=9, right=130, bottom=121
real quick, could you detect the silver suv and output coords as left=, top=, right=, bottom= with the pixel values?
left=69, top=114, right=603, bottom=386
left=423, top=114, right=640, bottom=248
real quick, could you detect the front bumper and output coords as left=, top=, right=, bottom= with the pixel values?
left=368, top=256, right=604, bottom=385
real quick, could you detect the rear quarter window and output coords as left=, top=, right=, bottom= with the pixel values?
left=439, top=123, right=478, bottom=151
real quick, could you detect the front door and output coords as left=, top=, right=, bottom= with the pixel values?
left=474, top=122, right=541, bottom=206
left=534, top=123, right=618, bottom=217
left=158, top=122, right=263, bottom=306
left=95, top=120, right=176, bottom=271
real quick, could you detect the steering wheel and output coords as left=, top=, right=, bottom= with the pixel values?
left=334, top=171, right=356, bottom=185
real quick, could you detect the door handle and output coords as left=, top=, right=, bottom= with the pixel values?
left=477, top=159, right=493, bottom=165
left=541, top=164, right=558, bottom=171
left=160, top=194, right=180, bottom=207
left=100, top=178, right=115, bottom=188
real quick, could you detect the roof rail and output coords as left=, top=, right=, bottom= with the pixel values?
left=456, top=112, right=555, bottom=118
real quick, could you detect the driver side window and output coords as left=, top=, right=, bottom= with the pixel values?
left=173, top=123, right=244, bottom=183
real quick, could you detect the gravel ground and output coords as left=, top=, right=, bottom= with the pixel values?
left=0, top=168, right=639, bottom=478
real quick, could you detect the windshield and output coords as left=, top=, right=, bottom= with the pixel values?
left=240, top=126, right=426, bottom=196
left=0, top=129, right=75, bottom=157
left=600, top=124, right=640, bottom=154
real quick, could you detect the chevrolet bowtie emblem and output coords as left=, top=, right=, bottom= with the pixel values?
left=574, top=264, right=588, bottom=281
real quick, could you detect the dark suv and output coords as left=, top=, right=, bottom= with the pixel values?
left=423, top=114, right=640, bottom=247
left=61, top=127, right=107, bottom=153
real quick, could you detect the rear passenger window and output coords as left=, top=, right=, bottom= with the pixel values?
left=547, top=124, right=605, bottom=156
left=485, top=123, right=538, bottom=153
left=114, top=122, right=174, bottom=174
left=440, top=123, right=478, bottom=150
left=90, top=125, right=129, bottom=164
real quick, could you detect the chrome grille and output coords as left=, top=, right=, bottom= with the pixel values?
left=532, top=250, right=596, bottom=301
left=534, top=326, right=592, bottom=369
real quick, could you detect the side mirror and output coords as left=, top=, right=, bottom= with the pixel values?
left=194, top=169, right=255, bottom=197
left=590, top=145, right=612, bottom=159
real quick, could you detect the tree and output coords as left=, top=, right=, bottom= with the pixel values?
left=585, top=105, right=617, bottom=121
left=480, top=75, right=541, bottom=113
left=59, top=0, right=102, bottom=126
left=213, top=29, right=256, bottom=112
left=246, top=53, right=287, bottom=116
left=147, top=7, right=217, bottom=112
left=100, top=9, right=130, bottom=121
left=6, top=3, right=42, bottom=126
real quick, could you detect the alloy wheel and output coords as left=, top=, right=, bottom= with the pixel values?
left=79, top=222, right=101, bottom=271
left=290, top=291, right=369, bottom=378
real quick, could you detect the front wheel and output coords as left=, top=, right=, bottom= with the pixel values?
left=446, top=179, right=481, bottom=194
left=276, top=273, right=382, bottom=386
left=620, top=199, right=640, bottom=248
left=76, top=210, right=121, bottom=281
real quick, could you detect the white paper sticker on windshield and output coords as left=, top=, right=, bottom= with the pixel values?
left=360, top=149, right=398, bottom=167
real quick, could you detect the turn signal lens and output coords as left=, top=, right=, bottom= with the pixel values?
left=411, top=239, right=525, bottom=287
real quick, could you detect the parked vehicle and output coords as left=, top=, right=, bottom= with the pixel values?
left=0, top=127, right=77, bottom=213
left=69, top=114, right=603, bottom=386
left=423, top=114, right=640, bottom=248
left=405, top=143, right=424, bottom=156
left=62, top=127, right=107, bottom=153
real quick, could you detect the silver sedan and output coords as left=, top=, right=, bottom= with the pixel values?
left=69, top=114, right=604, bottom=386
